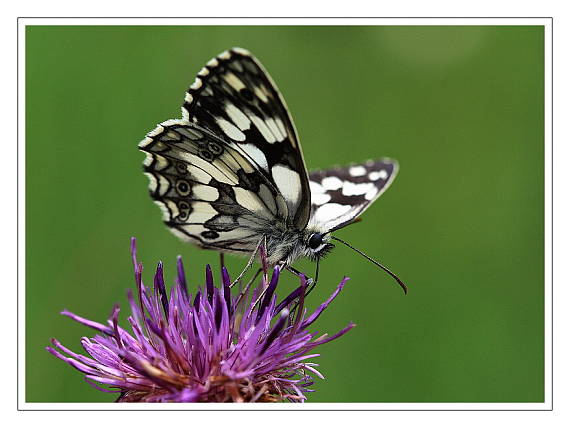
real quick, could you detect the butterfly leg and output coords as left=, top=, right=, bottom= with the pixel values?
left=233, top=267, right=262, bottom=312
left=283, top=265, right=318, bottom=316
left=285, top=260, right=320, bottom=303
left=285, top=265, right=314, bottom=285
left=229, top=237, right=264, bottom=289
left=306, top=258, right=320, bottom=297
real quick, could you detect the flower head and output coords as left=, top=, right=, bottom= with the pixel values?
left=47, top=238, right=354, bottom=402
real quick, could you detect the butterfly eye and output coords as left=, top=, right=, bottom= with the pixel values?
left=308, top=233, right=324, bottom=250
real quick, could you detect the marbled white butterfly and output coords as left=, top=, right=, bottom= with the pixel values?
left=139, top=48, right=406, bottom=293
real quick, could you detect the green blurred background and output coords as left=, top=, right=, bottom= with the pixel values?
left=25, top=25, right=544, bottom=403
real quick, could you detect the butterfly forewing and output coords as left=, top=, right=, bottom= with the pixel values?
left=308, top=159, right=399, bottom=232
left=181, top=48, right=311, bottom=229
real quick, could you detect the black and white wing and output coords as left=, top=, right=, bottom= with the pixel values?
left=139, top=48, right=312, bottom=252
left=139, top=120, right=290, bottom=253
left=181, top=47, right=311, bottom=229
left=307, top=159, right=399, bottom=232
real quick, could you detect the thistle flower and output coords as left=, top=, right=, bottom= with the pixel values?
left=47, top=238, right=354, bottom=403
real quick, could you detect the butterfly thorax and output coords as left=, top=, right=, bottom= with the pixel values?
left=262, top=224, right=333, bottom=266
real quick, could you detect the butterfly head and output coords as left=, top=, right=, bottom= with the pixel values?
left=304, top=231, right=334, bottom=261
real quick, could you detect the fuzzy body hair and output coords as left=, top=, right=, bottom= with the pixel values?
left=248, top=218, right=333, bottom=265
left=262, top=227, right=333, bottom=265
left=178, top=215, right=333, bottom=266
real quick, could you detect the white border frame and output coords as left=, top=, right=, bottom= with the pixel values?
left=17, top=17, right=553, bottom=411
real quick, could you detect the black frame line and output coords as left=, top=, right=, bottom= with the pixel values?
left=16, top=16, right=554, bottom=411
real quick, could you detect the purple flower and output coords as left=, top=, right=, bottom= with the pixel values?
left=47, top=238, right=354, bottom=403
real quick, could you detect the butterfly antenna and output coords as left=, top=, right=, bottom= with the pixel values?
left=330, top=236, right=408, bottom=295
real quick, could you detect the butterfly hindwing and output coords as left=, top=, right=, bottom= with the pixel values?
left=181, top=47, right=311, bottom=229
left=139, top=119, right=290, bottom=253
left=308, top=159, right=399, bottom=231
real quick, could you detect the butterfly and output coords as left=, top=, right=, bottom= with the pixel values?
left=139, top=47, right=406, bottom=293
